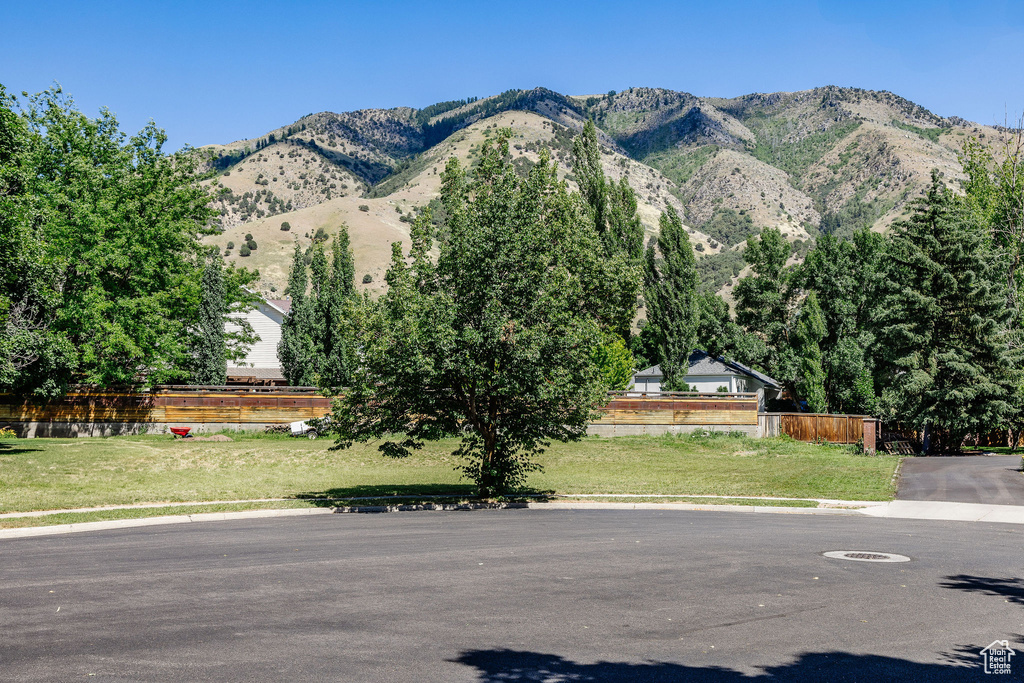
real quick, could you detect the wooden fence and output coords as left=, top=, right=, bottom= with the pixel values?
left=596, top=392, right=758, bottom=427
left=760, top=413, right=878, bottom=452
left=0, top=386, right=332, bottom=433
left=1, top=388, right=761, bottom=437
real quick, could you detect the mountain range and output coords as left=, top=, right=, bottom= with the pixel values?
left=199, top=86, right=1012, bottom=298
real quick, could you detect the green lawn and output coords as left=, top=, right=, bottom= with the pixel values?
left=0, top=431, right=899, bottom=525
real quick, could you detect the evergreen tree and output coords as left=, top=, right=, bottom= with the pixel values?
left=644, top=207, right=700, bottom=390
left=791, top=291, right=827, bottom=413
left=322, top=228, right=359, bottom=388
left=277, top=230, right=360, bottom=389
left=874, top=173, right=1019, bottom=451
left=278, top=244, right=317, bottom=386
left=192, top=258, right=226, bottom=385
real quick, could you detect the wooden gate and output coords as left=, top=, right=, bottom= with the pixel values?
left=759, top=413, right=877, bottom=452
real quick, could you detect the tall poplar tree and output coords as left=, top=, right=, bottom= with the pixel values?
left=734, top=227, right=795, bottom=383
left=278, top=244, right=316, bottom=386
left=644, top=206, right=700, bottom=390
left=571, top=119, right=643, bottom=342
left=192, top=258, right=226, bottom=385
left=322, top=229, right=359, bottom=388
left=277, top=230, right=359, bottom=388
left=791, top=290, right=827, bottom=413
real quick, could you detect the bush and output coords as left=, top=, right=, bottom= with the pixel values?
left=239, top=245, right=251, bottom=257
left=226, top=241, right=235, bottom=249
left=313, top=227, right=328, bottom=243
left=358, top=204, right=369, bottom=212
left=245, top=233, right=253, bottom=241
left=280, top=221, right=291, bottom=231
left=247, top=239, right=257, bottom=250
left=362, top=274, right=373, bottom=284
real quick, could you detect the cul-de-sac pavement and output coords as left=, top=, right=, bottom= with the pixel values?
left=2, top=456, right=1022, bottom=682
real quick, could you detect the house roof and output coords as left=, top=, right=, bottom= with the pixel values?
left=634, top=350, right=781, bottom=388
left=265, top=298, right=291, bottom=315
left=227, top=367, right=285, bottom=379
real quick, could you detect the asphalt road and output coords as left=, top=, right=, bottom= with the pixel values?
left=898, top=454, right=1024, bottom=505
left=1, top=510, right=1021, bottom=682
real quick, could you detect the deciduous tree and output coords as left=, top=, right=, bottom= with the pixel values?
left=644, top=207, right=700, bottom=390
left=333, top=132, right=609, bottom=496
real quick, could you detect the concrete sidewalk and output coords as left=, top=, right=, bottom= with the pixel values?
left=858, top=499, right=1024, bottom=524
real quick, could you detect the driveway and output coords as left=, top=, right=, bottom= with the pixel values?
left=897, top=454, right=1024, bottom=505
left=1, top=510, right=1020, bottom=681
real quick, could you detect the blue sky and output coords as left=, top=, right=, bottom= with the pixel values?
left=4, top=0, right=1023, bottom=150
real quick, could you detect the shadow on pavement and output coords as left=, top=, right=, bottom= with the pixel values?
left=453, top=648, right=984, bottom=682
left=940, top=574, right=1024, bottom=606
left=294, top=484, right=554, bottom=506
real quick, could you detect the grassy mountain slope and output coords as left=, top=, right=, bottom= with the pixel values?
left=200, top=85, right=1011, bottom=297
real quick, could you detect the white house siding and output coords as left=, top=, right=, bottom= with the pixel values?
left=630, top=372, right=777, bottom=412
left=633, top=378, right=661, bottom=393
left=686, top=374, right=737, bottom=393
left=228, top=301, right=285, bottom=369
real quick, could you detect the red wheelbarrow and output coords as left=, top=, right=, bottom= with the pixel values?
left=170, top=427, right=193, bottom=439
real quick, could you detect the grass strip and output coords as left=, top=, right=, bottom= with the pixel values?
left=0, top=432, right=900, bottom=517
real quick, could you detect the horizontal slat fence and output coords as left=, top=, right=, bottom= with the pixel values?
left=1, top=389, right=761, bottom=436
left=0, top=387, right=332, bottom=426
left=595, top=392, right=758, bottom=427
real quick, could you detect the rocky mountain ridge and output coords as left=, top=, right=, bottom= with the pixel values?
left=200, top=85, right=1011, bottom=296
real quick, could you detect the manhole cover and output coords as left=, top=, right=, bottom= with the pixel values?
left=823, top=551, right=911, bottom=563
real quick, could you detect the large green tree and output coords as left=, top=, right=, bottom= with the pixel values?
left=333, top=132, right=610, bottom=496
left=958, top=134, right=1024, bottom=444
left=0, top=85, right=73, bottom=396
left=874, top=173, right=1019, bottom=451
left=1, top=85, right=257, bottom=394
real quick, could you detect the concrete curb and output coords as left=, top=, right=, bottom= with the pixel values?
left=3, top=498, right=1023, bottom=541
left=0, top=507, right=333, bottom=539
left=0, top=500, right=869, bottom=540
